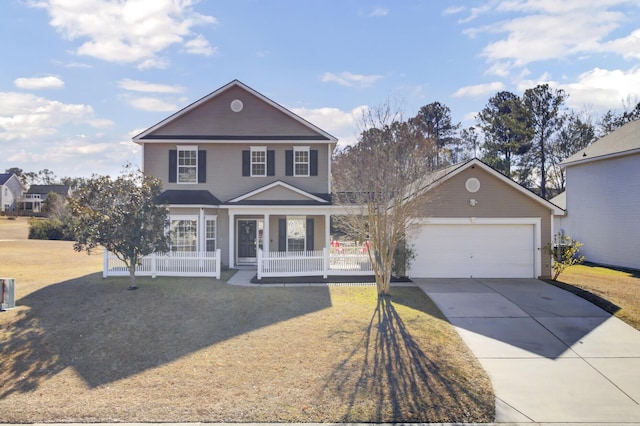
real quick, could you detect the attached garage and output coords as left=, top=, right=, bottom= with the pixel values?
left=407, top=159, right=564, bottom=279
left=410, top=220, right=539, bottom=278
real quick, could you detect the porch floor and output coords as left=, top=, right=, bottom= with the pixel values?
left=225, top=268, right=414, bottom=287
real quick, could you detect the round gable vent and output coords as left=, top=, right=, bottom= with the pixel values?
left=230, top=99, right=244, bottom=112
left=465, top=177, right=480, bottom=193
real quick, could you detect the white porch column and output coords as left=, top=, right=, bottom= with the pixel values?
left=199, top=208, right=205, bottom=252
left=228, top=212, right=235, bottom=268
left=325, top=213, right=331, bottom=249
left=263, top=213, right=270, bottom=254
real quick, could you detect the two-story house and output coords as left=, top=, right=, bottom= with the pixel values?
left=135, top=80, right=338, bottom=269
left=0, top=173, right=26, bottom=213
left=22, top=184, right=72, bottom=213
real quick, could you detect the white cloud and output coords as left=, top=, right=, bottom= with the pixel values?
left=442, top=6, right=464, bottom=16
left=14, top=76, right=64, bottom=89
left=118, top=78, right=184, bottom=93
left=463, top=1, right=636, bottom=75
left=321, top=71, right=383, bottom=88
left=184, top=34, right=218, bottom=56
left=560, top=67, right=640, bottom=111
left=0, top=92, right=112, bottom=141
left=368, top=7, right=389, bottom=17
left=292, top=105, right=369, bottom=147
left=453, top=82, right=505, bottom=97
left=31, top=0, right=217, bottom=69
left=128, top=96, right=178, bottom=112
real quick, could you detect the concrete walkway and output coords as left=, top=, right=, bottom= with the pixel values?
left=415, top=278, right=640, bottom=424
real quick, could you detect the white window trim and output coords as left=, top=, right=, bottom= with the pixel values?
left=177, top=145, right=198, bottom=184
left=286, top=215, right=306, bottom=253
left=170, top=215, right=199, bottom=252
left=205, top=215, right=217, bottom=252
left=293, top=146, right=310, bottom=177
left=250, top=146, right=267, bottom=177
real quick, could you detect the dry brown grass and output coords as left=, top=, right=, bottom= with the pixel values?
left=555, top=264, right=640, bottom=331
left=0, top=217, right=494, bottom=423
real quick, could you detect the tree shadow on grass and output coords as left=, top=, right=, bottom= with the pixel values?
left=1, top=273, right=332, bottom=395
left=324, top=291, right=493, bottom=423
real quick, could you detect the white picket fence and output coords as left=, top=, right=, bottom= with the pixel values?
left=257, top=247, right=373, bottom=279
left=103, top=249, right=221, bottom=279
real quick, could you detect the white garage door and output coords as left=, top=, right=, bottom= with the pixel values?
left=409, top=223, right=535, bottom=278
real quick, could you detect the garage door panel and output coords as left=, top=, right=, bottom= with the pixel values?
left=409, top=223, right=535, bottom=278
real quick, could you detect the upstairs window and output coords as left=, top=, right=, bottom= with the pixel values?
left=251, top=146, right=267, bottom=177
left=294, top=146, right=309, bottom=177
left=178, top=146, right=198, bottom=183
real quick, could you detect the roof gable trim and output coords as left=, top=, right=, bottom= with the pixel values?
left=227, top=180, right=329, bottom=204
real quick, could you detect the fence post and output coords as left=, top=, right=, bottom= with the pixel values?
left=215, top=248, right=221, bottom=279
left=103, top=249, right=108, bottom=278
left=257, top=248, right=263, bottom=280
left=323, top=247, right=328, bottom=279
left=151, top=252, right=157, bottom=278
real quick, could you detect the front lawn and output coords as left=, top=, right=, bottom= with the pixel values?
left=0, top=217, right=494, bottom=423
left=554, top=263, right=640, bottom=331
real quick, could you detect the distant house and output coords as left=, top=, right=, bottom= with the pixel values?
left=553, top=119, right=640, bottom=270
left=23, top=184, right=71, bottom=213
left=0, top=173, right=26, bottom=213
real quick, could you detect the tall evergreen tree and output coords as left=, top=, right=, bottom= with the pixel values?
left=521, top=84, right=568, bottom=199
left=409, top=102, right=460, bottom=168
left=477, top=91, right=530, bottom=178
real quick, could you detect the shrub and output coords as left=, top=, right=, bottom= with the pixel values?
left=28, top=218, right=75, bottom=241
left=544, top=233, right=585, bottom=281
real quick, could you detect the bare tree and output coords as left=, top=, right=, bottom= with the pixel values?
left=332, top=103, right=436, bottom=296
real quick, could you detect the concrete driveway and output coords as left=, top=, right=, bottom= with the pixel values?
left=414, top=278, right=640, bottom=424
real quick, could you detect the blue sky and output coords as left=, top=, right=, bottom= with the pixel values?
left=2, top=0, right=640, bottom=178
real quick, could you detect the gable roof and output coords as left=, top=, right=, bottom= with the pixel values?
left=27, top=184, right=70, bottom=196
left=0, top=173, right=12, bottom=185
left=226, top=180, right=331, bottom=205
left=133, top=80, right=337, bottom=144
left=418, top=158, right=565, bottom=215
left=562, top=119, right=640, bottom=167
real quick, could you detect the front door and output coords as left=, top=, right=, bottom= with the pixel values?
left=237, top=220, right=257, bottom=263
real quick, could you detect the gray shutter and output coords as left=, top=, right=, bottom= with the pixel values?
left=198, top=150, right=206, bottom=183
left=278, top=218, right=286, bottom=251
left=310, top=150, right=318, bottom=176
left=306, top=218, right=314, bottom=251
left=242, top=150, right=250, bottom=176
left=285, top=150, right=293, bottom=176
left=169, top=150, right=177, bottom=183
left=267, top=150, right=275, bottom=176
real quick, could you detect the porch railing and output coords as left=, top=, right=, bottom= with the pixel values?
left=103, top=249, right=221, bottom=279
left=257, top=248, right=373, bottom=279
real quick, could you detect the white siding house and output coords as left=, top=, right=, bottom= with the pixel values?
left=556, top=119, right=640, bottom=270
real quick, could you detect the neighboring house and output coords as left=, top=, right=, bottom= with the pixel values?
left=553, top=119, right=640, bottom=271
left=23, top=184, right=72, bottom=213
left=0, top=173, right=26, bottom=213
left=135, top=80, right=338, bottom=269
left=407, top=158, right=563, bottom=279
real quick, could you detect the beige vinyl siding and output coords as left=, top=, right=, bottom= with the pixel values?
left=144, top=143, right=330, bottom=202
left=418, top=166, right=553, bottom=277
left=147, top=86, right=323, bottom=139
